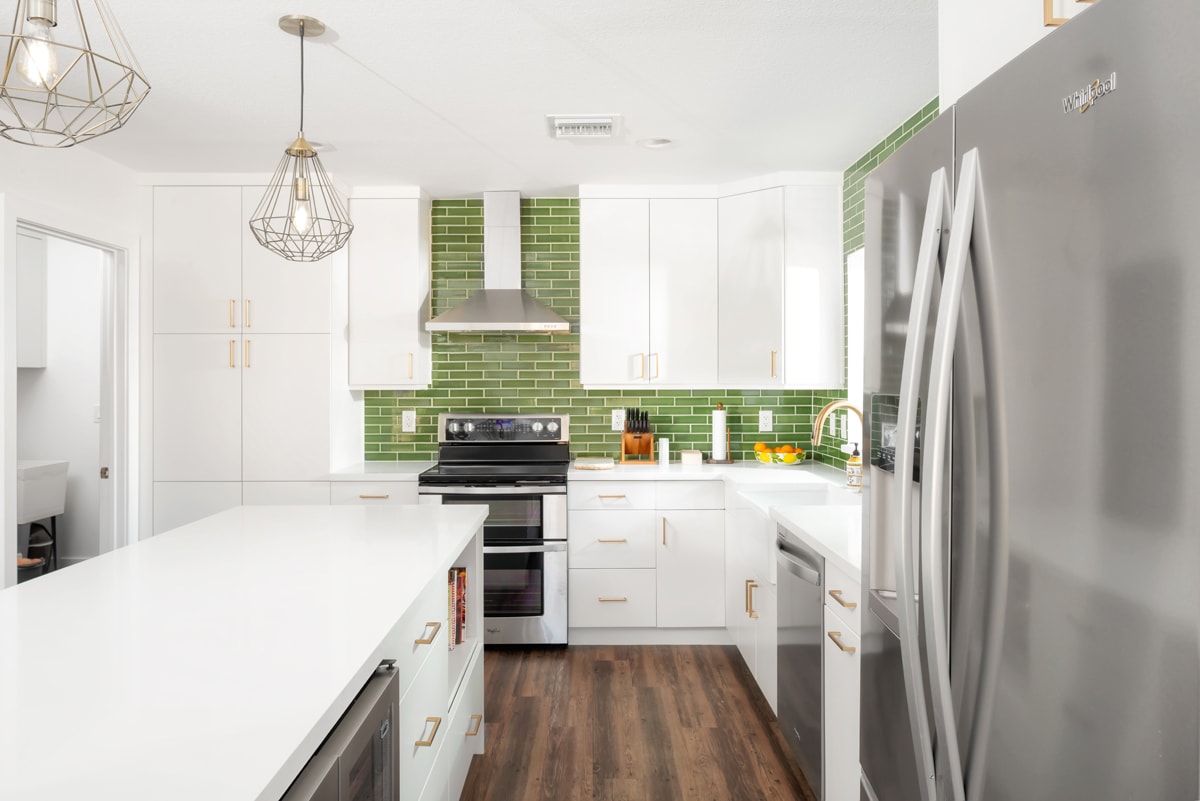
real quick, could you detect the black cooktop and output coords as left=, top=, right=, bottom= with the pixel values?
left=418, top=462, right=568, bottom=486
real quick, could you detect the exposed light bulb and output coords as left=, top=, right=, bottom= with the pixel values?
left=15, top=17, right=58, bottom=89
left=291, top=200, right=312, bottom=234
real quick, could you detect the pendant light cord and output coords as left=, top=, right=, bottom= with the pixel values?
left=298, top=19, right=305, bottom=132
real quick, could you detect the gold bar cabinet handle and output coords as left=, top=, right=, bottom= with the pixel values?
left=662, top=517, right=667, bottom=546
left=415, top=716, right=442, bottom=748
left=770, top=349, right=777, bottom=378
left=359, top=494, right=390, bottom=500
left=746, top=580, right=760, bottom=619
left=228, top=299, right=235, bottom=327
left=414, top=620, right=441, bottom=645
left=465, top=714, right=483, bottom=737
left=598, top=597, right=628, bottom=603
left=639, top=352, right=646, bottom=379
left=229, top=340, right=235, bottom=368
left=597, top=494, right=626, bottom=500
left=828, top=589, right=858, bottom=609
left=407, top=352, right=413, bottom=380
left=597, top=538, right=627, bottom=543
left=244, top=339, right=250, bottom=368
left=244, top=299, right=251, bottom=328
left=653, top=352, right=660, bottom=379
left=828, top=631, right=857, bottom=654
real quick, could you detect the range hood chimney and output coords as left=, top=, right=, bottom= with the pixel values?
left=425, top=191, right=571, bottom=333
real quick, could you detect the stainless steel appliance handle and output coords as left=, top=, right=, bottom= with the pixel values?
left=957, top=148, right=1012, bottom=801
left=483, top=542, right=568, bottom=554
left=417, top=485, right=567, bottom=496
left=893, top=167, right=949, bottom=801
left=776, top=541, right=821, bottom=586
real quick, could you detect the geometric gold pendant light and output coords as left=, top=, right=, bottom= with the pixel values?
left=248, top=15, right=353, bottom=262
left=0, top=0, right=151, bottom=147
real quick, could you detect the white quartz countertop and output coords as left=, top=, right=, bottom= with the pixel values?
left=328, top=461, right=435, bottom=481
left=771, top=503, right=864, bottom=577
left=568, top=460, right=846, bottom=486
left=0, top=504, right=487, bottom=801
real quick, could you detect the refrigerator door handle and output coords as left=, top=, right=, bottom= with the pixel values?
left=922, top=148, right=1012, bottom=801
left=893, top=167, right=952, bottom=801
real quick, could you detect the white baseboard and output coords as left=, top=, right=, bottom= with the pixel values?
left=568, top=627, right=732, bottom=646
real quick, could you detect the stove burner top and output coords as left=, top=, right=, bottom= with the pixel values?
left=418, top=463, right=568, bottom=486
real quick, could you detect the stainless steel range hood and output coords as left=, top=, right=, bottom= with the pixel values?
left=425, top=191, right=571, bottom=333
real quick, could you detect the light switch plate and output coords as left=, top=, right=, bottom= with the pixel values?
left=401, top=410, right=417, bottom=433
left=611, top=409, right=626, bottom=432
left=758, top=410, right=773, bottom=432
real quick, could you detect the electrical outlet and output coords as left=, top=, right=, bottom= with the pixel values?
left=829, top=415, right=837, bottom=437
left=611, top=409, right=626, bottom=432
left=840, top=413, right=849, bottom=439
left=401, top=410, right=417, bottom=433
left=758, top=410, right=773, bottom=432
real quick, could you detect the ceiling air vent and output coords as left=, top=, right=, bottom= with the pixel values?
left=547, top=115, right=622, bottom=139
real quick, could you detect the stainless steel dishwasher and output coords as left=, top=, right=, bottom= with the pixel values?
left=776, top=525, right=824, bottom=797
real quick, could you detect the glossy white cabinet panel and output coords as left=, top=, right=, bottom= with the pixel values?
left=824, top=559, right=862, bottom=634
left=655, top=480, right=724, bottom=510
left=823, top=605, right=860, bottom=801
left=569, top=510, right=657, bottom=569
left=152, top=481, right=241, bottom=534
left=240, top=187, right=332, bottom=334
left=330, top=482, right=419, bottom=505
left=446, top=646, right=485, bottom=801
left=241, top=482, right=331, bottom=505
left=569, top=568, right=657, bottom=628
left=648, top=198, right=718, bottom=385
left=398, top=611, right=449, bottom=801
left=718, top=188, right=785, bottom=387
left=153, top=334, right=242, bottom=482
left=656, top=510, right=725, bottom=627
left=783, top=184, right=844, bottom=388
left=347, top=197, right=432, bottom=389
left=16, top=230, right=46, bottom=368
left=579, top=198, right=651, bottom=385
left=153, top=187, right=243, bottom=334
left=567, top=480, right=655, bottom=510
left=241, top=334, right=331, bottom=481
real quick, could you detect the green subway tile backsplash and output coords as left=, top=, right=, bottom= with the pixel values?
left=364, top=197, right=852, bottom=466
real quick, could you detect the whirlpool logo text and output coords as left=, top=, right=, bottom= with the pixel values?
left=1063, top=72, right=1117, bottom=114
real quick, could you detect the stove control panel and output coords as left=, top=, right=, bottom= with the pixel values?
left=439, top=414, right=569, bottom=443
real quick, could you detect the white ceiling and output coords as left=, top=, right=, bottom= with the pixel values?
left=81, top=0, right=938, bottom=197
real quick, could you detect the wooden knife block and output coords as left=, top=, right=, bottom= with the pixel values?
left=620, top=432, right=656, bottom=464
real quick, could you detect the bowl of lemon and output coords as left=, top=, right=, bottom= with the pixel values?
left=753, top=443, right=806, bottom=465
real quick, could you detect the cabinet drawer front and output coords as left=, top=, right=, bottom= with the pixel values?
left=390, top=576, right=449, bottom=699
left=568, top=569, right=657, bottom=628
left=447, top=646, right=485, bottom=801
left=824, top=561, right=862, bottom=635
left=567, top=481, right=655, bottom=510
left=655, top=480, right=723, bottom=510
left=399, top=640, right=450, bottom=801
left=822, top=605, right=861, bottom=801
left=330, top=482, right=418, bottom=505
left=568, top=510, right=656, bottom=568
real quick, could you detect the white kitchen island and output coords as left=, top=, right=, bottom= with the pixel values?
left=0, top=504, right=487, bottom=801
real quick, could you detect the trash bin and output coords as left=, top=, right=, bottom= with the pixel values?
left=26, top=522, right=53, bottom=570
left=17, top=555, right=45, bottom=583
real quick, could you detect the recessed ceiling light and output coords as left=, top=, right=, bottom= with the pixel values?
left=637, top=138, right=674, bottom=149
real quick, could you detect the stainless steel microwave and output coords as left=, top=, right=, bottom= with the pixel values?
left=282, top=665, right=399, bottom=801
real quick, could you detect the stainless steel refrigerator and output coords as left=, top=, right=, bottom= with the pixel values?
left=860, top=0, right=1200, bottom=799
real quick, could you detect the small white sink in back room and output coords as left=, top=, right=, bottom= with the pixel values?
left=16, top=460, right=69, bottom=524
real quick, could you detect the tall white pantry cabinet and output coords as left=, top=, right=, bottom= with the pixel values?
left=151, top=186, right=332, bottom=534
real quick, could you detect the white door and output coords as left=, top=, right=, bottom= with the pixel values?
left=656, top=510, right=725, bottom=627
left=153, top=186, right=243, bottom=334
left=347, top=197, right=430, bottom=388
left=241, top=187, right=332, bottom=335
left=579, top=198, right=650, bottom=385
left=648, top=199, right=718, bottom=386
left=718, top=188, right=785, bottom=386
left=241, top=334, right=330, bottom=481
left=153, top=334, right=242, bottom=481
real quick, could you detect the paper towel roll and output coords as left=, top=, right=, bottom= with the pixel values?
left=712, top=409, right=727, bottom=461
left=658, top=438, right=670, bottom=467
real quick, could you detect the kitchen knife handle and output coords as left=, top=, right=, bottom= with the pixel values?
left=827, top=631, right=856, bottom=654
left=828, top=589, right=858, bottom=609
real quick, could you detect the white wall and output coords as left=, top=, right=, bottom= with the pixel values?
left=17, top=236, right=105, bottom=562
left=939, top=0, right=1091, bottom=105
left=1, top=145, right=140, bottom=587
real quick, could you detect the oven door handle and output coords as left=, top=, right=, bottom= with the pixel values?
left=483, top=543, right=568, bottom=554
left=418, top=485, right=567, bottom=496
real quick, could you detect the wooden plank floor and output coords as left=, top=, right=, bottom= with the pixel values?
left=460, top=645, right=815, bottom=801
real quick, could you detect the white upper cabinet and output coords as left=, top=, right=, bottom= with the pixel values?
left=648, top=199, right=718, bottom=385
left=346, top=196, right=431, bottom=389
left=580, top=197, right=718, bottom=386
left=718, top=187, right=786, bottom=387
left=153, top=186, right=243, bottom=334
left=783, top=184, right=844, bottom=389
left=580, top=198, right=651, bottom=385
left=16, top=230, right=47, bottom=368
left=240, top=187, right=332, bottom=334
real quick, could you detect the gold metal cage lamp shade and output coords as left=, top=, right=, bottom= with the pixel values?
left=0, top=0, right=151, bottom=147
left=248, top=14, right=352, bottom=263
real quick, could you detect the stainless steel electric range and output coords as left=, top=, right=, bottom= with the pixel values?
left=417, top=413, right=569, bottom=645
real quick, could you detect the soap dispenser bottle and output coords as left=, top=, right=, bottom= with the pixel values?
left=846, top=443, right=862, bottom=490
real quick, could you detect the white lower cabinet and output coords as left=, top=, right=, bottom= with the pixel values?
left=152, top=482, right=241, bottom=535
left=330, top=482, right=419, bottom=506
left=569, top=569, right=657, bottom=627
left=446, top=647, right=485, bottom=800
left=241, top=482, right=330, bottom=505
left=656, top=510, right=724, bottom=627
left=399, top=621, right=449, bottom=801
left=823, top=605, right=860, bottom=801
left=726, top=542, right=778, bottom=713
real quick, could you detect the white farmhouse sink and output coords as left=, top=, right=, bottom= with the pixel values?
left=16, top=459, right=68, bottom=524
